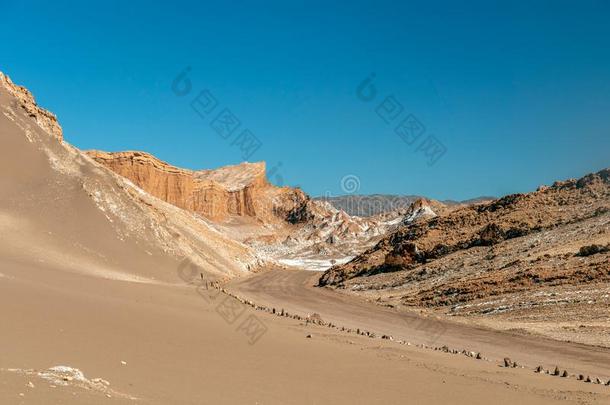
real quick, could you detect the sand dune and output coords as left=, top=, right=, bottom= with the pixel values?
left=0, top=72, right=262, bottom=283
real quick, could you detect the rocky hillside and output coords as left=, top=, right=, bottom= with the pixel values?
left=320, top=169, right=610, bottom=287
left=318, top=170, right=610, bottom=345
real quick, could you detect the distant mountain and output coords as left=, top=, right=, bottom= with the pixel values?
left=441, top=196, right=497, bottom=206
left=314, top=194, right=495, bottom=217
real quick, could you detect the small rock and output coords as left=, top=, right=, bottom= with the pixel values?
left=585, top=376, right=592, bottom=383
left=120, top=361, right=127, bottom=366
left=553, top=367, right=560, bottom=376
left=535, top=366, right=543, bottom=373
left=561, top=370, right=569, bottom=378
left=578, top=374, right=584, bottom=381
left=475, top=353, right=482, bottom=360
left=27, top=382, right=35, bottom=388
left=306, top=334, right=312, bottom=339
left=91, top=378, right=110, bottom=386
left=503, top=358, right=512, bottom=368
left=595, top=378, right=602, bottom=384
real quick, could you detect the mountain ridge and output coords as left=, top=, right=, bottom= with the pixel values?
left=315, top=194, right=495, bottom=217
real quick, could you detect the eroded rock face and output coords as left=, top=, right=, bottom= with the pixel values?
left=0, top=72, right=63, bottom=141
left=86, top=150, right=308, bottom=223
left=86, top=150, right=421, bottom=269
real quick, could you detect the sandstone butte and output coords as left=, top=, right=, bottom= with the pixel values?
left=86, top=150, right=309, bottom=224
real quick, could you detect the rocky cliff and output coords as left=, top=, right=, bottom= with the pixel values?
left=0, top=72, right=63, bottom=141
left=86, top=150, right=309, bottom=224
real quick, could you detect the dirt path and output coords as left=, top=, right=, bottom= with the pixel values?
left=229, top=267, right=610, bottom=380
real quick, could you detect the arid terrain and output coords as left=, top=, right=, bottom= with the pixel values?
left=85, top=148, right=413, bottom=271
left=320, top=170, right=610, bottom=346
left=2, top=70, right=610, bottom=405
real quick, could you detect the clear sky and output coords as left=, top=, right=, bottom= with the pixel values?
left=2, top=0, right=609, bottom=200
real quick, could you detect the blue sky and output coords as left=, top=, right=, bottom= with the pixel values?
left=2, top=0, right=609, bottom=200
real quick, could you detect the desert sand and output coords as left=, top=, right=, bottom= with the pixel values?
left=2, top=259, right=610, bottom=404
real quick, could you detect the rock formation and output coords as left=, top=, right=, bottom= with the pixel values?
left=0, top=72, right=63, bottom=141
left=86, top=150, right=309, bottom=224
left=86, top=150, right=426, bottom=270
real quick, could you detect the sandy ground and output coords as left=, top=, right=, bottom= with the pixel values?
left=228, top=268, right=610, bottom=381
left=1, top=258, right=609, bottom=405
